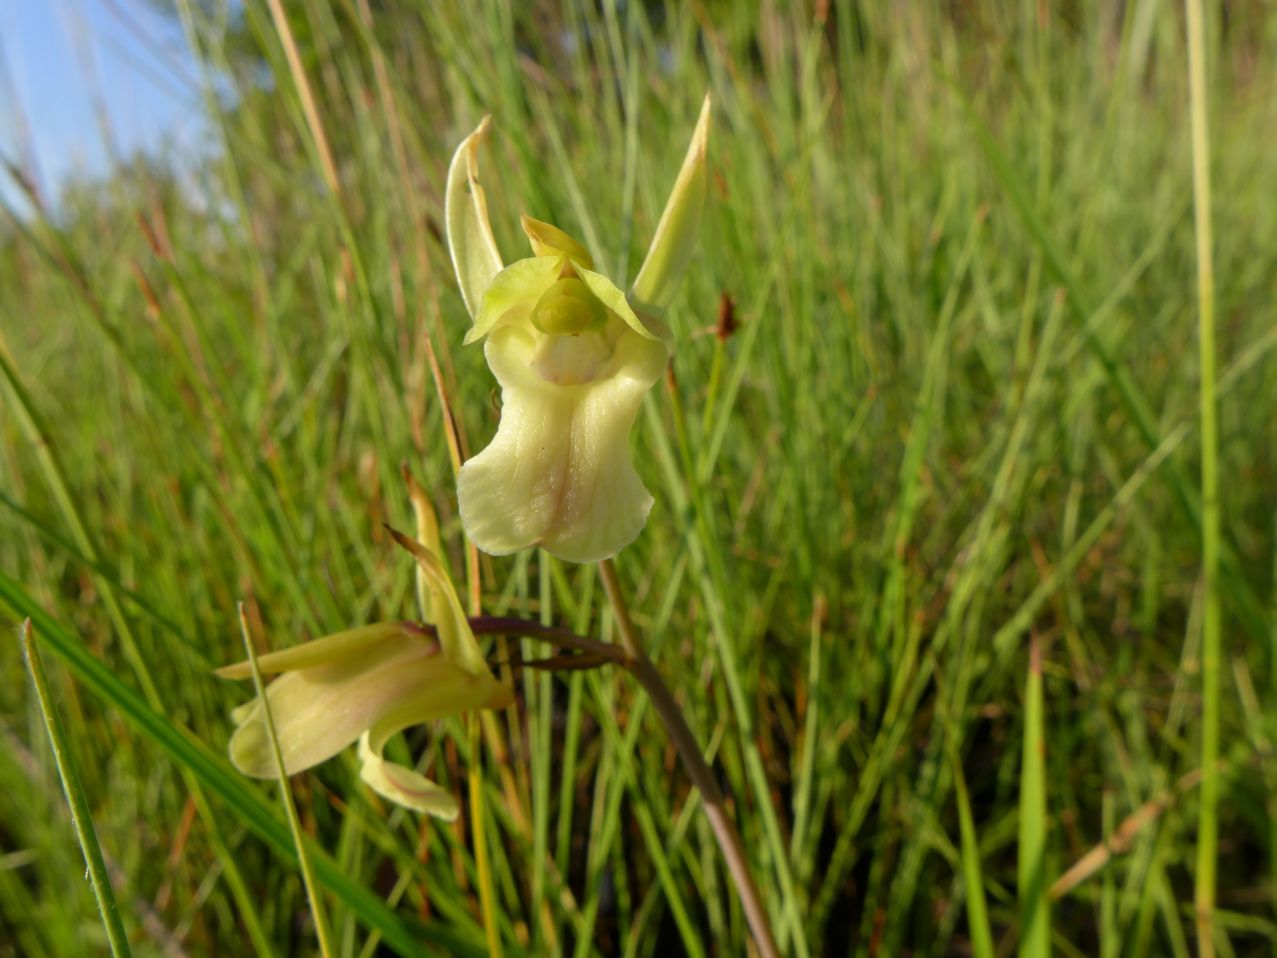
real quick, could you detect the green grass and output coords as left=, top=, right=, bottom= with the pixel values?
left=2, top=1, right=1276, bottom=955
left=19, top=619, right=132, bottom=958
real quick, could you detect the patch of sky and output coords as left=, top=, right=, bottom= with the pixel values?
left=0, top=0, right=221, bottom=218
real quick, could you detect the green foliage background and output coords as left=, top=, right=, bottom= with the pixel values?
left=1, top=1, right=1275, bottom=955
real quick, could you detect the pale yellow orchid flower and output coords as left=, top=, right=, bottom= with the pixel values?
left=218, top=542, right=511, bottom=820
left=445, top=96, right=712, bottom=562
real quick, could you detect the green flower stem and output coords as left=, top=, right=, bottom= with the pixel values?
left=20, top=620, right=133, bottom=958
left=598, top=559, right=781, bottom=958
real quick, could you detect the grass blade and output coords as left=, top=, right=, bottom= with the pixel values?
left=19, top=619, right=133, bottom=958
left=1018, top=636, right=1049, bottom=958
left=949, top=739, right=995, bottom=958
left=1184, top=0, right=1223, bottom=952
left=236, top=603, right=336, bottom=958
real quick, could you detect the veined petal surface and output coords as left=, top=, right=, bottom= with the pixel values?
left=458, top=326, right=667, bottom=563
left=228, top=642, right=484, bottom=778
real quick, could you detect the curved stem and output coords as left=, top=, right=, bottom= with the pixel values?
left=468, top=616, right=626, bottom=662
left=599, top=558, right=781, bottom=958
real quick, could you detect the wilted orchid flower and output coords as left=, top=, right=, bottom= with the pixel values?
left=446, top=96, right=711, bottom=563
left=218, top=538, right=511, bottom=820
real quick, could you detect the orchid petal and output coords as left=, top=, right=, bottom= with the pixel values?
left=357, top=732, right=459, bottom=820
left=520, top=215, right=594, bottom=269
left=228, top=640, right=455, bottom=778
left=577, top=267, right=666, bottom=342
left=215, top=622, right=421, bottom=680
left=464, top=255, right=565, bottom=345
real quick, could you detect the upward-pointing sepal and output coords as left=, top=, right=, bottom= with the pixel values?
left=629, top=94, right=712, bottom=319
left=445, top=116, right=505, bottom=319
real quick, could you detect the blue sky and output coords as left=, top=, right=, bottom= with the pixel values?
left=1, top=0, right=206, bottom=214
